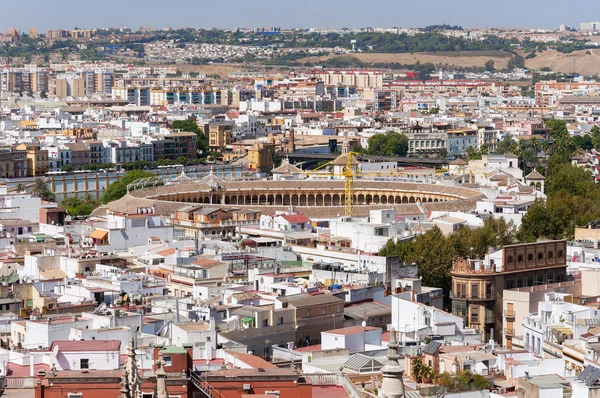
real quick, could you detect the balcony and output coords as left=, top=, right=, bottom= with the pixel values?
left=504, top=309, right=515, bottom=319
left=450, top=292, right=494, bottom=301
left=504, top=327, right=515, bottom=336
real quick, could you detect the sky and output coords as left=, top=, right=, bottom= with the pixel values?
left=3, top=0, right=598, bottom=32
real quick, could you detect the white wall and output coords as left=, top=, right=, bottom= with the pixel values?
left=55, top=350, right=120, bottom=371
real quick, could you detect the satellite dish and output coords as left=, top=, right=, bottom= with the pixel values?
left=361, top=321, right=367, bottom=328
left=52, top=344, right=59, bottom=361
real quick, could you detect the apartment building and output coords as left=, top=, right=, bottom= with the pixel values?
left=16, top=143, right=49, bottom=177
left=276, top=292, right=345, bottom=347
left=208, top=124, right=233, bottom=152
left=0, top=147, right=27, bottom=178
left=247, top=141, right=275, bottom=172
left=502, top=281, right=581, bottom=349
left=405, top=127, right=447, bottom=155
left=54, top=75, right=85, bottom=98
left=66, top=143, right=90, bottom=169
left=313, top=69, right=384, bottom=89
left=447, top=130, right=478, bottom=156
left=451, top=240, right=569, bottom=344
left=535, top=80, right=600, bottom=107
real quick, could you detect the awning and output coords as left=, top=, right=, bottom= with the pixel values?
left=552, top=326, right=573, bottom=335
left=494, top=380, right=514, bottom=388
left=242, top=317, right=255, bottom=324
left=90, top=229, right=108, bottom=240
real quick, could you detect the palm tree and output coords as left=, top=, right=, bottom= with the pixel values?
left=14, top=184, right=26, bottom=193
left=82, top=193, right=98, bottom=206
left=30, top=178, right=55, bottom=202
left=541, top=140, right=550, bottom=155
left=530, top=138, right=540, bottom=155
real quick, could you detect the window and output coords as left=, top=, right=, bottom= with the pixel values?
left=163, top=356, right=172, bottom=366
left=527, top=253, right=533, bottom=262
left=548, top=251, right=554, bottom=259
left=306, top=310, right=311, bottom=318
left=80, top=359, right=89, bottom=369
left=321, top=308, right=327, bottom=315
left=142, top=394, right=154, bottom=398
left=278, top=317, right=284, bottom=325
left=507, top=255, right=514, bottom=264
left=263, top=319, right=268, bottom=327
left=558, top=250, right=564, bottom=259
left=538, top=252, right=544, bottom=260
left=68, top=395, right=82, bottom=398
left=517, top=254, right=523, bottom=263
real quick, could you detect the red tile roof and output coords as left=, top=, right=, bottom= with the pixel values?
left=192, top=258, right=226, bottom=269
left=279, top=214, right=311, bottom=224
left=155, top=248, right=176, bottom=257
left=224, top=350, right=277, bottom=369
left=312, top=386, right=350, bottom=398
left=49, top=340, right=121, bottom=352
left=295, top=344, right=321, bottom=352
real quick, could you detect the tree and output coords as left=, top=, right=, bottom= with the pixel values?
left=438, top=370, right=488, bottom=393
left=518, top=162, right=600, bottom=241
left=380, top=219, right=517, bottom=301
left=466, top=146, right=481, bottom=160
left=545, top=119, right=572, bottom=161
left=61, top=164, right=73, bottom=172
left=591, top=125, right=600, bottom=149
left=545, top=161, right=597, bottom=197
left=485, top=60, right=495, bottom=72
left=30, top=178, right=55, bottom=202
left=14, top=183, right=26, bottom=193
left=411, top=358, right=433, bottom=383
left=415, top=62, right=436, bottom=81
left=365, top=131, right=409, bottom=157
left=62, top=197, right=96, bottom=218
left=494, top=134, right=516, bottom=155
left=171, top=119, right=209, bottom=154
left=409, top=227, right=455, bottom=293
left=100, top=170, right=155, bottom=204
left=507, top=55, right=525, bottom=70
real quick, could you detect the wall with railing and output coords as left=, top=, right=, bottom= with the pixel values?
left=4, top=376, right=37, bottom=389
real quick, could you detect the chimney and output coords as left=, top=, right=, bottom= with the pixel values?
left=525, top=371, right=530, bottom=380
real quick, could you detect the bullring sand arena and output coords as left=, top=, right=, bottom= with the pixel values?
left=97, top=172, right=484, bottom=219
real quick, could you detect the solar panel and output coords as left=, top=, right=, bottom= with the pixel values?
left=578, top=365, right=600, bottom=386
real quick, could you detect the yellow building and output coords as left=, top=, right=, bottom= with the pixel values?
left=208, top=124, right=233, bottom=152
left=17, top=143, right=48, bottom=177
left=248, top=140, right=276, bottom=172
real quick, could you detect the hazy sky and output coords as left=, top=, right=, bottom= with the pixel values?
left=3, top=0, right=595, bottom=32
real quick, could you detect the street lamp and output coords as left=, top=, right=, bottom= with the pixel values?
left=264, top=338, right=271, bottom=360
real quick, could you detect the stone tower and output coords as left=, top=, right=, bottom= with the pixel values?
left=379, top=328, right=405, bottom=398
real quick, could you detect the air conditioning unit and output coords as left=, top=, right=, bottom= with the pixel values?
left=243, top=384, right=252, bottom=391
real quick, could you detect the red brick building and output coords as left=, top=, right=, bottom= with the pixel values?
left=35, top=341, right=192, bottom=398
left=195, top=368, right=312, bottom=398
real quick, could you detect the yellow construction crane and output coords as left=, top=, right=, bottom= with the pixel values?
left=305, top=151, right=408, bottom=218
left=305, top=151, right=360, bottom=218
left=343, top=151, right=357, bottom=218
